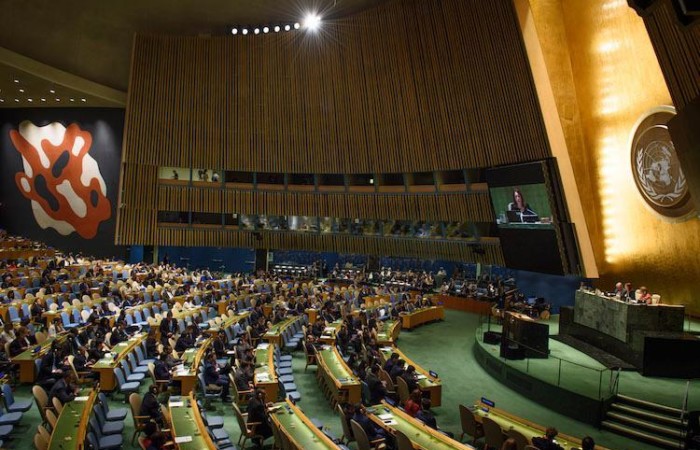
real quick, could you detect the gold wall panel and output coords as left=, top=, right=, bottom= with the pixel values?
left=529, top=0, right=700, bottom=314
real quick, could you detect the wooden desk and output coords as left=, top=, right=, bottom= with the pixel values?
left=377, top=320, right=401, bottom=346
left=400, top=306, right=445, bottom=330
left=205, top=311, right=250, bottom=335
left=306, top=308, right=319, bottom=324
left=472, top=400, right=606, bottom=450
left=48, top=389, right=96, bottom=450
left=11, top=332, right=69, bottom=383
left=367, top=401, right=474, bottom=450
left=263, top=316, right=301, bottom=346
left=169, top=394, right=218, bottom=449
left=377, top=346, right=442, bottom=406
left=316, top=346, right=361, bottom=404
left=174, top=338, right=211, bottom=395
left=91, top=333, right=146, bottom=391
left=319, top=320, right=343, bottom=345
left=254, top=343, right=279, bottom=401
left=270, top=399, right=341, bottom=449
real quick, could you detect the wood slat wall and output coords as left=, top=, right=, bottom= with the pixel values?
left=152, top=226, right=505, bottom=265
left=118, top=0, right=547, bottom=262
left=633, top=0, right=700, bottom=110
left=122, top=0, right=550, bottom=173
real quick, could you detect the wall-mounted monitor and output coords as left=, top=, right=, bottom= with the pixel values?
left=487, top=160, right=581, bottom=276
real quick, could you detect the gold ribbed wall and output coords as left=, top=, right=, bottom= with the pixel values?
left=118, top=0, right=554, bottom=262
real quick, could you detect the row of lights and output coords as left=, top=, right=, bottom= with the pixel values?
left=0, top=78, right=87, bottom=105
left=231, top=13, right=322, bottom=36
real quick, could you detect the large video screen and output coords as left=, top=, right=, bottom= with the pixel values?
left=487, top=160, right=580, bottom=275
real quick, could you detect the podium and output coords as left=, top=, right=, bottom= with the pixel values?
left=500, top=311, right=549, bottom=359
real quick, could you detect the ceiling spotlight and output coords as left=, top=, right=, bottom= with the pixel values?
left=27, top=98, right=33, bottom=102
left=254, top=28, right=260, bottom=34
left=242, top=28, right=248, bottom=35
left=0, top=98, right=4, bottom=103
left=14, top=98, right=19, bottom=102
left=274, top=26, right=280, bottom=32
left=81, top=98, right=86, bottom=102
left=41, top=98, right=46, bottom=102
left=70, top=98, right=75, bottom=102
left=13, top=79, right=19, bottom=83
left=50, top=89, right=55, bottom=94
left=55, top=98, right=60, bottom=102
left=303, top=14, right=321, bottom=31
left=284, top=24, right=291, bottom=31
left=294, top=23, right=300, bottom=30
left=232, top=28, right=238, bottom=35
left=262, top=27, right=269, bottom=33
left=19, top=88, right=24, bottom=93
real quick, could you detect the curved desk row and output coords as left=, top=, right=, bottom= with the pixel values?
left=254, top=342, right=280, bottom=401
left=377, top=346, right=442, bottom=407
left=400, top=306, right=444, bottom=330
left=367, top=401, right=474, bottom=450
left=316, top=346, right=361, bottom=405
left=270, top=398, right=341, bottom=449
left=48, top=389, right=96, bottom=450
left=471, top=400, right=607, bottom=450
left=169, top=394, right=218, bottom=449
left=377, top=320, right=401, bottom=346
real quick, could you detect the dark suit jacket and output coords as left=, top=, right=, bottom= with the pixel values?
left=531, top=437, right=565, bottom=450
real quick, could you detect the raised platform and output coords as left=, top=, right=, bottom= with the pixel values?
left=474, top=320, right=700, bottom=427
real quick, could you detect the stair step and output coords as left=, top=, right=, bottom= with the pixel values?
left=606, top=412, right=686, bottom=438
left=602, top=421, right=685, bottom=450
left=611, top=403, right=683, bottom=426
left=616, top=394, right=683, bottom=415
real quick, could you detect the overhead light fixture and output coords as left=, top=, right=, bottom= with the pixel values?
left=27, top=98, right=33, bottom=102
left=55, top=98, right=60, bottom=102
left=284, top=24, right=291, bottom=31
left=242, top=28, right=248, bottom=35
left=254, top=28, right=260, bottom=34
left=0, top=99, right=4, bottom=103
left=13, top=79, right=19, bottom=83
left=262, top=26, right=269, bottom=33
left=14, top=98, right=19, bottom=102
left=49, top=89, right=55, bottom=94
left=294, top=23, right=300, bottom=30
left=41, top=98, right=46, bottom=102
left=303, top=13, right=321, bottom=31
left=232, top=28, right=238, bottom=35
left=81, top=98, right=86, bottom=102
left=274, top=26, right=280, bottom=32
left=70, top=98, right=75, bottom=102
left=19, top=88, right=24, bottom=93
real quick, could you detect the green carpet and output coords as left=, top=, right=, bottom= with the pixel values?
left=10, top=309, right=689, bottom=449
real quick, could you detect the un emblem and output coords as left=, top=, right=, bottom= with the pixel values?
left=630, top=107, right=696, bottom=222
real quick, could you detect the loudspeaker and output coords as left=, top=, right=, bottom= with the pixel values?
left=483, top=331, right=502, bottom=345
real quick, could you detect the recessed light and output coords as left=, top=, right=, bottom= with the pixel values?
left=13, top=79, right=19, bottom=83
left=55, top=98, right=60, bottom=102
left=49, top=89, right=55, bottom=94
left=284, top=25, right=291, bottom=31
left=232, top=28, right=238, bottom=35
left=81, top=98, right=86, bottom=102
left=70, top=98, right=75, bottom=102
left=41, top=98, right=46, bottom=102
left=0, top=99, right=4, bottom=103
left=254, top=28, right=260, bottom=34
left=19, top=88, right=24, bottom=93
left=242, top=28, right=248, bottom=35
left=14, top=98, right=19, bottom=102
left=274, top=26, right=280, bottom=32
left=27, top=98, right=33, bottom=102
left=263, top=27, right=269, bottom=33
left=294, top=23, right=300, bottom=29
